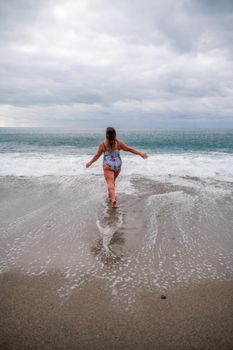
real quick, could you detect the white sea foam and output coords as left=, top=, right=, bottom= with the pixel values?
left=0, top=151, right=232, bottom=182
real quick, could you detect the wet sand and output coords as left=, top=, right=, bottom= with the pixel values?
left=1, top=271, right=233, bottom=350
left=0, top=175, right=233, bottom=349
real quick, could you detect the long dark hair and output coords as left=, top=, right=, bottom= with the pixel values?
left=106, top=127, right=116, bottom=148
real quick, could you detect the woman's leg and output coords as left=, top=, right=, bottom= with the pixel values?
left=113, top=170, right=120, bottom=201
left=114, top=170, right=120, bottom=181
left=103, top=168, right=117, bottom=206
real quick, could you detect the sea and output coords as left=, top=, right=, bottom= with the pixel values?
left=0, top=127, right=233, bottom=181
left=1, top=127, right=233, bottom=305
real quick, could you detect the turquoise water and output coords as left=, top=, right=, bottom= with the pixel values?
left=0, top=128, right=233, bottom=154
left=0, top=128, right=233, bottom=179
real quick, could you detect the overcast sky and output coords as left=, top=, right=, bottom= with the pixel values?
left=0, top=0, right=233, bottom=128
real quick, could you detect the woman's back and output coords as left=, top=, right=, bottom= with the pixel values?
left=103, top=139, right=120, bottom=152
left=102, top=139, right=122, bottom=172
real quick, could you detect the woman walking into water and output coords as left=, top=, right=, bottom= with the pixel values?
left=86, top=127, right=148, bottom=208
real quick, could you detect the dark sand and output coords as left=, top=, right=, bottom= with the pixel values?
left=1, top=272, right=233, bottom=350
left=0, top=175, right=233, bottom=349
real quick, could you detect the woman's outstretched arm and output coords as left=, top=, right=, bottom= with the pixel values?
left=86, top=143, right=103, bottom=168
left=119, top=140, right=148, bottom=159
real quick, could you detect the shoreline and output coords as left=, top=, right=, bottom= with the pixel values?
left=0, top=175, right=233, bottom=349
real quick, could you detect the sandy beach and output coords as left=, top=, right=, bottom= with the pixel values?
left=0, top=174, right=233, bottom=349
left=1, top=0, right=233, bottom=344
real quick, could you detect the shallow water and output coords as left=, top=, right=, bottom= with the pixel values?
left=0, top=174, right=232, bottom=310
left=1, top=127, right=233, bottom=311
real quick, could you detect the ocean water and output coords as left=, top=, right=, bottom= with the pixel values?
left=0, top=127, right=233, bottom=181
left=1, top=127, right=233, bottom=305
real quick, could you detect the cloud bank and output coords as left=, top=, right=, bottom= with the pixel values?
left=0, top=0, right=233, bottom=127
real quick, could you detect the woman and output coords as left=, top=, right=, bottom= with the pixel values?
left=86, top=127, right=148, bottom=208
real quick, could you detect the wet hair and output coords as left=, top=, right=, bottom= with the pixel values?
left=106, top=127, right=116, bottom=148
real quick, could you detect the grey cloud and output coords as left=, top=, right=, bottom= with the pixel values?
left=186, top=0, right=233, bottom=14
left=0, top=0, right=233, bottom=127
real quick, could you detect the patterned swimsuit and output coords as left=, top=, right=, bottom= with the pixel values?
left=103, top=140, right=122, bottom=172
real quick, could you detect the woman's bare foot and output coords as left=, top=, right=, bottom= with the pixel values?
left=108, top=194, right=117, bottom=204
left=111, top=199, right=117, bottom=208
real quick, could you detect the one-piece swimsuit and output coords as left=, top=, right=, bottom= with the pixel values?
left=102, top=140, right=122, bottom=172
